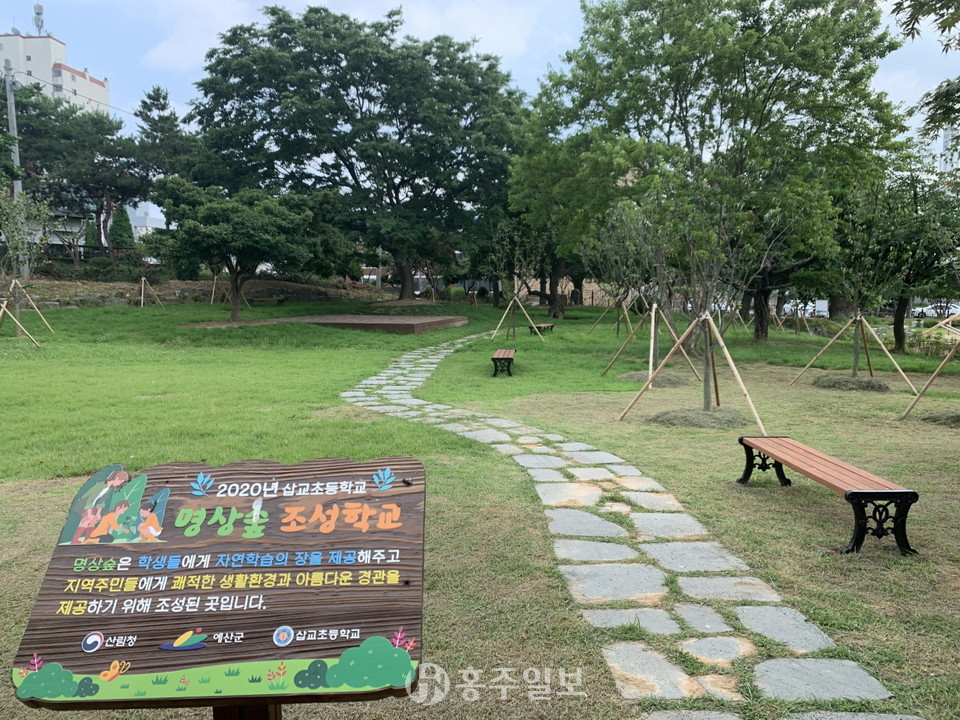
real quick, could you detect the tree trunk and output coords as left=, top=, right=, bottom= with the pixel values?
left=893, top=294, right=910, bottom=354
left=851, top=323, right=864, bottom=377
left=702, top=331, right=713, bottom=411
left=538, top=278, right=549, bottom=306
left=752, top=289, right=772, bottom=341
left=739, top=291, right=751, bottom=322
left=229, top=274, right=242, bottom=322
left=570, top=276, right=584, bottom=305
left=492, top=278, right=502, bottom=308
left=396, top=260, right=416, bottom=300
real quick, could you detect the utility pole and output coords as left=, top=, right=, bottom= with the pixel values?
left=5, top=58, right=30, bottom=283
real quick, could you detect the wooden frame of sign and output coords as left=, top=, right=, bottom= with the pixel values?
left=11, top=458, right=425, bottom=713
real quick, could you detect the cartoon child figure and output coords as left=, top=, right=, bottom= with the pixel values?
left=84, top=500, right=131, bottom=544
left=138, top=503, right=163, bottom=542
left=69, top=469, right=130, bottom=544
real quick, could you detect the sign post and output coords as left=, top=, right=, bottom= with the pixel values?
left=11, top=458, right=425, bottom=716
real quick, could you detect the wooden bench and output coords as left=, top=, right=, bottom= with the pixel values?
left=251, top=296, right=286, bottom=305
left=491, top=349, right=516, bottom=377
left=529, top=323, right=554, bottom=335
left=737, top=436, right=919, bottom=555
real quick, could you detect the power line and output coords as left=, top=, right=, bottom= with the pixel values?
left=11, top=68, right=139, bottom=119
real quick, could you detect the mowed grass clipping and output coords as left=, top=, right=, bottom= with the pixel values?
left=2, top=300, right=959, bottom=719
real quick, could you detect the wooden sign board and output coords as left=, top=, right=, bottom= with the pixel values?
left=11, top=458, right=424, bottom=709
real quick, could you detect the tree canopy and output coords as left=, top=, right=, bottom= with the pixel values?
left=511, top=0, right=903, bottom=337
left=188, top=6, right=520, bottom=298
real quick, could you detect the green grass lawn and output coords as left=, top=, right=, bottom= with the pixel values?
left=1, top=299, right=958, bottom=719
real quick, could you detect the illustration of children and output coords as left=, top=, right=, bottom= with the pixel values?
left=138, top=503, right=163, bottom=541
left=84, top=500, right=131, bottom=544
left=67, top=468, right=130, bottom=544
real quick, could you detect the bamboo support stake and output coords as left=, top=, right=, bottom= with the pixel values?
left=707, top=322, right=721, bottom=408
left=516, top=296, right=545, bottom=342
left=658, top=306, right=702, bottom=381
left=0, top=301, right=41, bottom=347
left=789, top=316, right=856, bottom=385
left=618, top=315, right=702, bottom=421
left=859, top=317, right=874, bottom=377
left=922, top=311, right=960, bottom=335
left=860, top=319, right=918, bottom=395
left=12, top=279, right=53, bottom=333
left=899, top=340, right=960, bottom=420
left=602, top=313, right=645, bottom=375
left=705, top=314, right=767, bottom=436
left=588, top=302, right=614, bottom=334
left=648, top=303, right=657, bottom=384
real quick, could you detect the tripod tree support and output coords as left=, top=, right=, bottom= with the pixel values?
left=8, top=279, right=54, bottom=333
left=618, top=314, right=766, bottom=434
left=0, top=299, right=41, bottom=347
left=790, top=315, right=917, bottom=394
left=492, top=294, right=544, bottom=341
left=603, top=304, right=701, bottom=382
left=139, top=277, right=165, bottom=308
left=899, top=339, right=960, bottom=420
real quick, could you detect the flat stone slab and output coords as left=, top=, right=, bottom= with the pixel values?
left=675, top=604, right=732, bottom=633
left=491, top=444, right=522, bottom=455
left=560, top=563, right=667, bottom=604
left=644, top=712, right=743, bottom=720
left=602, top=642, right=703, bottom=699
left=542, top=433, right=566, bottom=441
left=554, top=539, right=638, bottom=562
left=459, top=428, right=512, bottom=443
left=528, top=468, right=566, bottom=482
left=484, top=418, right=519, bottom=428
left=437, top=422, right=471, bottom=432
left=678, top=576, right=781, bottom=602
left=754, top=659, right=892, bottom=700
left=513, top=454, right=569, bottom=469
left=624, top=492, right=685, bottom=511
left=785, top=714, right=926, bottom=720
left=545, top=509, right=628, bottom=537
left=564, top=450, right=626, bottom=464
left=536, top=483, right=602, bottom=507
left=617, top=476, right=667, bottom=491
left=582, top=608, right=680, bottom=634
left=734, top=606, right=835, bottom=653
left=631, top=513, right=708, bottom=539
left=680, top=637, right=755, bottom=667
left=608, top=464, right=643, bottom=476
left=557, top=442, right=596, bottom=452
left=569, top=467, right=614, bottom=481
left=640, top=541, right=750, bottom=572
left=516, top=435, right=542, bottom=444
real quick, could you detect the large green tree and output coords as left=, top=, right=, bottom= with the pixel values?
left=894, top=0, right=960, bottom=137
left=513, top=0, right=902, bottom=338
left=14, top=86, right=147, bottom=262
left=153, top=176, right=312, bottom=320
left=187, top=6, right=519, bottom=298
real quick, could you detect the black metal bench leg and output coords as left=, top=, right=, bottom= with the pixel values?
left=773, top=461, right=792, bottom=487
left=892, top=498, right=918, bottom=555
left=737, top=444, right=755, bottom=484
left=737, top=443, right=791, bottom=486
left=844, top=491, right=919, bottom=555
left=842, top=497, right=869, bottom=554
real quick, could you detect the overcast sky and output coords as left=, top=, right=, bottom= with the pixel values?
left=5, top=0, right=955, bottom=144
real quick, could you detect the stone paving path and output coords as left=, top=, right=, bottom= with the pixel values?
left=341, top=335, right=926, bottom=720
